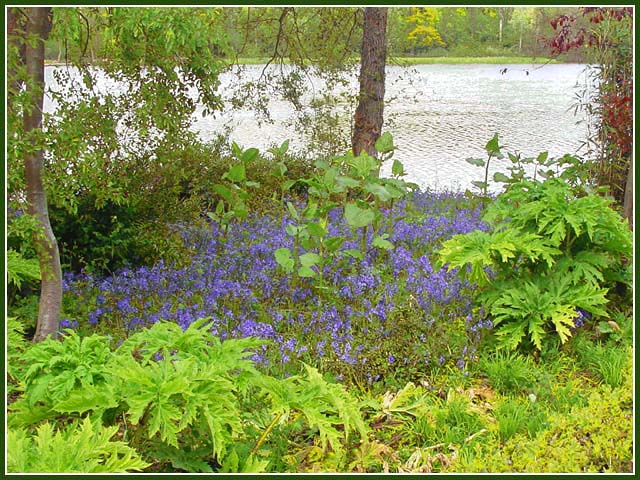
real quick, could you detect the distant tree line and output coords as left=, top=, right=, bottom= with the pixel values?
left=43, top=6, right=592, bottom=63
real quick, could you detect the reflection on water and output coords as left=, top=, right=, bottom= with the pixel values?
left=46, top=63, right=590, bottom=192
left=193, top=63, right=590, bottom=192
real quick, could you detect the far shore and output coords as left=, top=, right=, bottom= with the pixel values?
left=45, top=55, right=570, bottom=67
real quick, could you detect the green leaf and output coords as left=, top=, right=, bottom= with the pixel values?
left=274, top=248, right=294, bottom=272
left=485, top=133, right=501, bottom=155
left=273, top=162, right=287, bottom=177
left=372, top=235, right=394, bottom=250
left=344, top=203, right=374, bottom=229
left=336, top=175, right=360, bottom=189
left=342, top=249, right=364, bottom=260
left=299, top=252, right=321, bottom=268
left=286, top=201, right=300, bottom=221
left=297, top=266, right=316, bottom=277
left=365, top=182, right=394, bottom=202
left=240, top=147, right=259, bottom=163
left=231, top=142, right=242, bottom=158
left=391, top=159, right=405, bottom=177
left=223, top=164, right=246, bottom=183
left=493, top=172, right=511, bottom=183
left=465, top=157, right=486, bottom=167
left=325, top=236, right=346, bottom=253
left=306, top=222, right=326, bottom=238
left=374, top=132, right=394, bottom=153
left=348, top=154, right=379, bottom=178
left=212, top=184, right=232, bottom=201
left=472, top=181, right=488, bottom=190
left=536, top=151, right=549, bottom=164
left=7, top=249, right=40, bottom=289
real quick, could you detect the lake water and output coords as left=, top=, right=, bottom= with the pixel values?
left=46, top=63, right=591, bottom=192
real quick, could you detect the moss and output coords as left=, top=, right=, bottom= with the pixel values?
left=454, top=357, right=633, bottom=473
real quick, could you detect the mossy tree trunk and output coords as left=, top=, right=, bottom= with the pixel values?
left=21, top=7, right=63, bottom=341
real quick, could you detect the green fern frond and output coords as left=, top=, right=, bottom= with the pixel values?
left=7, top=249, right=41, bottom=289
left=7, top=417, right=149, bottom=473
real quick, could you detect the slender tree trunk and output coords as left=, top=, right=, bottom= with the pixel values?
left=22, top=7, right=62, bottom=342
left=352, top=7, right=387, bottom=158
left=623, top=161, right=633, bottom=230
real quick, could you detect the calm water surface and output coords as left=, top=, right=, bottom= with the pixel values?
left=46, top=63, right=590, bottom=192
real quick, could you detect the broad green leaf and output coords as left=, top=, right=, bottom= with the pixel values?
left=336, top=175, right=360, bottom=189
left=325, top=236, right=346, bottom=252
left=240, top=147, right=259, bottom=163
left=273, top=162, right=287, bottom=177
left=299, top=252, right=321, bottom=268
left=391, top=159, right=405, bottom=176
left=472, top=181, right=488, bottom=190
left=342, top=249, right=364, bottom=260
left=493, top=172, right=511, bottom=183
left=365, top=182, right=393, bottom=202
left=536, top=151, right=549, bottom=164
left=372, top=235, right=394, bottom=250
left=375, top=132, right=394, bottom=153
left=465, top=157, right=486, bottom=167
left=306, top=222, right=326, bottom=238
left=274, top=248, right=294, bottom=272
left=282, top=179, right=296, bottom=191
left=297, top=266, right=316, bottom=277
left=348, top=154, right=379, bottom=178
left=344, top=203, right=374, bottom=229
left=213, top=184, right=232, bottom=201
left=223, top=164, right=246, bottom=183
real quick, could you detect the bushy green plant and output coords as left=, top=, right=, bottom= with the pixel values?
left=478, top=351, right=536, bottom=394
left=207, top=142, right=262, bottom=244
left=493, top=397, right=546, bottom=443
left=8, top=417, right=149, bottom=473
left=437, top=148, right=632, bottom=352
left=275, top=132, right=416, bottom=292
left=572, top=337, right=631, bottom=388
left=8, top=319, right=371, bottom=473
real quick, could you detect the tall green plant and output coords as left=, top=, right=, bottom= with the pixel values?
left=437, top=148, right=632, bottom=352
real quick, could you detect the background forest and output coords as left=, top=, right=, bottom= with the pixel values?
left=43, top=6, right=592, bottom=63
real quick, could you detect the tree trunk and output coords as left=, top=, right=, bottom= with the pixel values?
left=352, top=7, right=388, bottom=158
left=23, top=7, right=62, bottom=342
left=623, top=161, right=633, bottom=230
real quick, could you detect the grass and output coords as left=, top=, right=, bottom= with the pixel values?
left=391, top=56, right=559, bottom=65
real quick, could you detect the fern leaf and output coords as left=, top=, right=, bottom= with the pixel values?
left=550, top=305, right=578, bottom=344
left=527, top=316, right=546, bottom=351
left=494, top=322, right=527, bottom=351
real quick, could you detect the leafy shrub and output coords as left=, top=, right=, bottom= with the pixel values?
left=438, top=155, right=632, bottom=352
left=8, top=319, right=371, bottom=473
left=8, top=417, right=149, bottom=473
